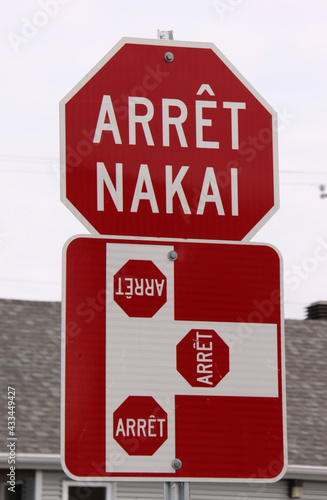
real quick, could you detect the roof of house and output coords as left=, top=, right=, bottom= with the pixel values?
left=285, top=318, right=327, bottom=466
left=0, top=298, right=326, bottom=467
left=0, top=299, right=61, bottom=454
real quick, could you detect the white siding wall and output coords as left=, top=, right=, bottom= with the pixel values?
left=116, top=482, right=163, bottom=500
left=191, top=480, right=288, bottom=499
left=42, top=471, right=66, bottom=500
left=301, top=481, right=327, bottom=500
left=40, top=471, right=327, bottom=500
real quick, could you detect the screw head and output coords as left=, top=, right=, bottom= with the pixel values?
left=168, top=250, right=178, bottom=261
left=171, top=458, right=182, bottom=470
left=164, top=51, right=174, bottom=62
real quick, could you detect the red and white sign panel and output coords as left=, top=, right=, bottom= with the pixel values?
left=60, top=38, right=278, bottom=241
left=62, top=237, right=286, bottom=481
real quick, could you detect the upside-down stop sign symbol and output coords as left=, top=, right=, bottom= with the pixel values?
left=113, top=259, right=167, bottom=317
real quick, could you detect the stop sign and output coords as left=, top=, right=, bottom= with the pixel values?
left=176, top=329, right=229, bottom=387
left=113, top=259, right=167, bottom=317
left=60, top=38, right=278, bottom=241
left=113, top=396, right=168, bottom=455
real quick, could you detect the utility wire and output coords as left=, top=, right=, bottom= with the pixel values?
left=0, top=155, right=326, bottom=173
left=1, top=156, right=327, bottom=190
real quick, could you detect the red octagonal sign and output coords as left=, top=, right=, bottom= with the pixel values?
left=177, top=329, right=229, bottom=387
left=113, top=396, right=168, bottom=456
left=60, top=38, right=278, bottom=241
left=114, top=259, right=167, bottom=317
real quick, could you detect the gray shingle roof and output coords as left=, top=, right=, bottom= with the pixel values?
left=0, top=299, right=326, bottom=466
left=0, top=299, right=61, bottom=454
left=285, top=318, right=327, bottom=466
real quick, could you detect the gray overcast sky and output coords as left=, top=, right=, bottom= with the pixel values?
left=1, top=0, right=327, bottom=319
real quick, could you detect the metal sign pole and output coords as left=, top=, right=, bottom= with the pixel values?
left=157, top=29, right=174, bottom=40
left=157, top=30, right=190, bottom=500
left=164, top=482, right=190, bottom=500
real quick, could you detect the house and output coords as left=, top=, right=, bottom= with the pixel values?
left=0, top=298, right=326, bottom=499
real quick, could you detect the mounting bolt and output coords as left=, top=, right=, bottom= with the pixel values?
left=171, top=458, right=182, bottom=470
left=164, top=51, right=174, bottom=62
left=168, top=250, right=178, bottom=261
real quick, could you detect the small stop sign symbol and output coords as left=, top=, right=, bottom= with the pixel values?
left=113, top=396, right=168, bottom=456
left=177, top=329, right=229, bottom=387
left=113, top=260, right=167, bottom=317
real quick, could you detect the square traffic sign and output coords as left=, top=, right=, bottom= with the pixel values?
left=61, top=236, right=286, bottom=482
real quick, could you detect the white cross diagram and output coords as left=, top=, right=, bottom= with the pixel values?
left=105, top=243, right=279, bottom=474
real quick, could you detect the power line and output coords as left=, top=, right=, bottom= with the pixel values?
left=0, top=169, right=58, bottom=174
left=280, top=182, right=320, bottom=186
left=0, top=276, right=60, bottom=285
left=1, top=155, right=327, bottom=189
left=0, top=155, right=326, bottom=173
left=0, top=155, right=58, bottom=163
left=280, top=170, right=327, bottom=175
